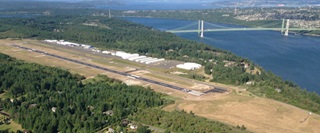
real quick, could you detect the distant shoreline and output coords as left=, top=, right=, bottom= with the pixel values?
left=305, top=33, right=320, bottom=37
left=118, top=16, right=320, bottom=37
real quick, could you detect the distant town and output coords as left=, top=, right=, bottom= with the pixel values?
left=234, top=7, right=320, bottom=28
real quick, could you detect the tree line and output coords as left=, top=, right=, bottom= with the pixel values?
left=130, top=108, right=248, bottom=133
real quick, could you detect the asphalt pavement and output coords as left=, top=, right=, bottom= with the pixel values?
left=12, top=44, right=190, bottom=93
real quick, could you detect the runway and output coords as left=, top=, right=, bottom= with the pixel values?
left=12, top=44, right=198, bottom=94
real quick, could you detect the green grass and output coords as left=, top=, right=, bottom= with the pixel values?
left=0, top=120, right=23, bottom=132
left=111, top=58, right=145, bottom=68
left=143, top=124, right=166, bottom=133
left=91, top=59, right=124, bottom=69
left=161, top=95, right=178, bottom=102
left=0, top=93, right=8, bottom=100
left=144, top=73, right=193, bottom=86
left=147, top=67, right=167, bottom=73
left=82, top=75, right=110, bottom=84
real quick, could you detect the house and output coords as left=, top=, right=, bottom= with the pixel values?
left=106, top=128, right=114, bottom=133
left=103, top=110, right=113, bottom=116
left=121, top=119, right=130, bottom=127
left=224, top=61, right=236, bottom=67
left=246, top=81, right=255, bottom=85
left=81, top=44, right=93, bottom=49
left=51, top=107, right=57, bottom=113
left=130, top=125, right=137, bottom=129
left=102, top=51, right=111, bottom=54
left=28, top=104, right=37, bottom=109
left=275, top=88, right=282, bottom=93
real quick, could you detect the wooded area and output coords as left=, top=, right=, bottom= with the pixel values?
left=131, top=108, right=247, bottom=133
left=0, top=54, right=166, bottom=132
left=0, top=13, right=319, bottom=114
left=0, top=54, right=248, bottom=133
left=0, top=10, right=320, bottom=132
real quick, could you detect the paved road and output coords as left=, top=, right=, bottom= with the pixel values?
left=33, top=42, right=228, bottom=94
left=12, top=45, right=192, bottom=93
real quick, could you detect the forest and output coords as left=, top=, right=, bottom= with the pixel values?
left=0, top=53, right=248, bottom=133
left=130, top=108, right=247, bottom=133
left=0, top=53, right=165, bottom=132
left=0, top=9, right=320, bottom=115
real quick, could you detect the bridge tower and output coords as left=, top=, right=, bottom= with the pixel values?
left=284, top=19, right=290, bottom=36
left=109, top=10, right=111, bottom=18
left=281, top=19, right=285, bottom=33
left=281, top=19, right=290, bottom=36
left=199, top=20, right=204, bottom=38
left=198, top=20, right=201, bottom=35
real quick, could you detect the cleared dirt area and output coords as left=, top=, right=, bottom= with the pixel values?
left=1, top=39, right=320, bottom=133
left=164, top=88, right=320, bottom=133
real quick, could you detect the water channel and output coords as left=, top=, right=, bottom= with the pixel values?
left=123, top=17, right=320, bottom=94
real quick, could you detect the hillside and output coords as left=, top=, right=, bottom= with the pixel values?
left=0, top=53, right=249, bottom=132
left=0, top=11, right=320, bottom=115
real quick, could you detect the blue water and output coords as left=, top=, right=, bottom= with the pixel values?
left=123, top=17, right=320, bottom=94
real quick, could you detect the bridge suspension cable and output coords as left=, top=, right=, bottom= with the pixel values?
left=204, top=22, right=228, bottom=29
left=257, top=21, right=282, bottom=28
left=166, top=19, right=320, bottom=37
left=170, top=21, right=199, bottom=31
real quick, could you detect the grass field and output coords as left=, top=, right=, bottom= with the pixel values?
left=0, top=120, right=23, bottom=132
left=0, top=93, right=8, bottom=100
left=0, top=93, right=4, bottom=99
left=1, top=39, right=320, bottom=133
left=164, top=91, right=320, bottom=133
left=144, top=73, right=193, bottom=87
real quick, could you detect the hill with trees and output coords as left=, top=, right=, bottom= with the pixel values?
left=0, top=53, right=248, bottom=133
left=0, top=53, right=166, bottom=132
left=0, top=13, right=319, bottom=115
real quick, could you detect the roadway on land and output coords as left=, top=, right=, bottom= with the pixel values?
left=12, top=44, right=193, bottom=94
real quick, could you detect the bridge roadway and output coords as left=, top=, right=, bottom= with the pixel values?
left=166, top=28, right=320, bottom=33
left=12, top=44, right=224, bottom=95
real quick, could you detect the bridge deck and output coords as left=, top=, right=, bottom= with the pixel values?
left=166, top=28, right=320, bottom=33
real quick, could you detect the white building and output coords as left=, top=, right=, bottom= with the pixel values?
left=145, top=58, right=165, bottom=64
left=51, top=107, right=57, bottom=113
left=81, top=44, right=92, bottom=49
left=102, top=51, right=111, bottom=54
left=176, top=62, right=202, bottom=70
left=139, top=57, right=156, bottom=63
left=44, top=40, right=58, bottom=43
left=134, top=57, right=149, bottom=62
left=122, top=53, right=139, bottom=59
left=127, top=56, right=146, bottom=61
left=45, top=40, right=81, bottom=47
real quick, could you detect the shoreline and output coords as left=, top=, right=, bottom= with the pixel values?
left=117, top=16, right=320, bottom=37
left=305, top=33, right=320, bottom=37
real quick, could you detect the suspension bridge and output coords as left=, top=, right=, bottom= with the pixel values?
left=166, top=19, right=320, bottom=37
